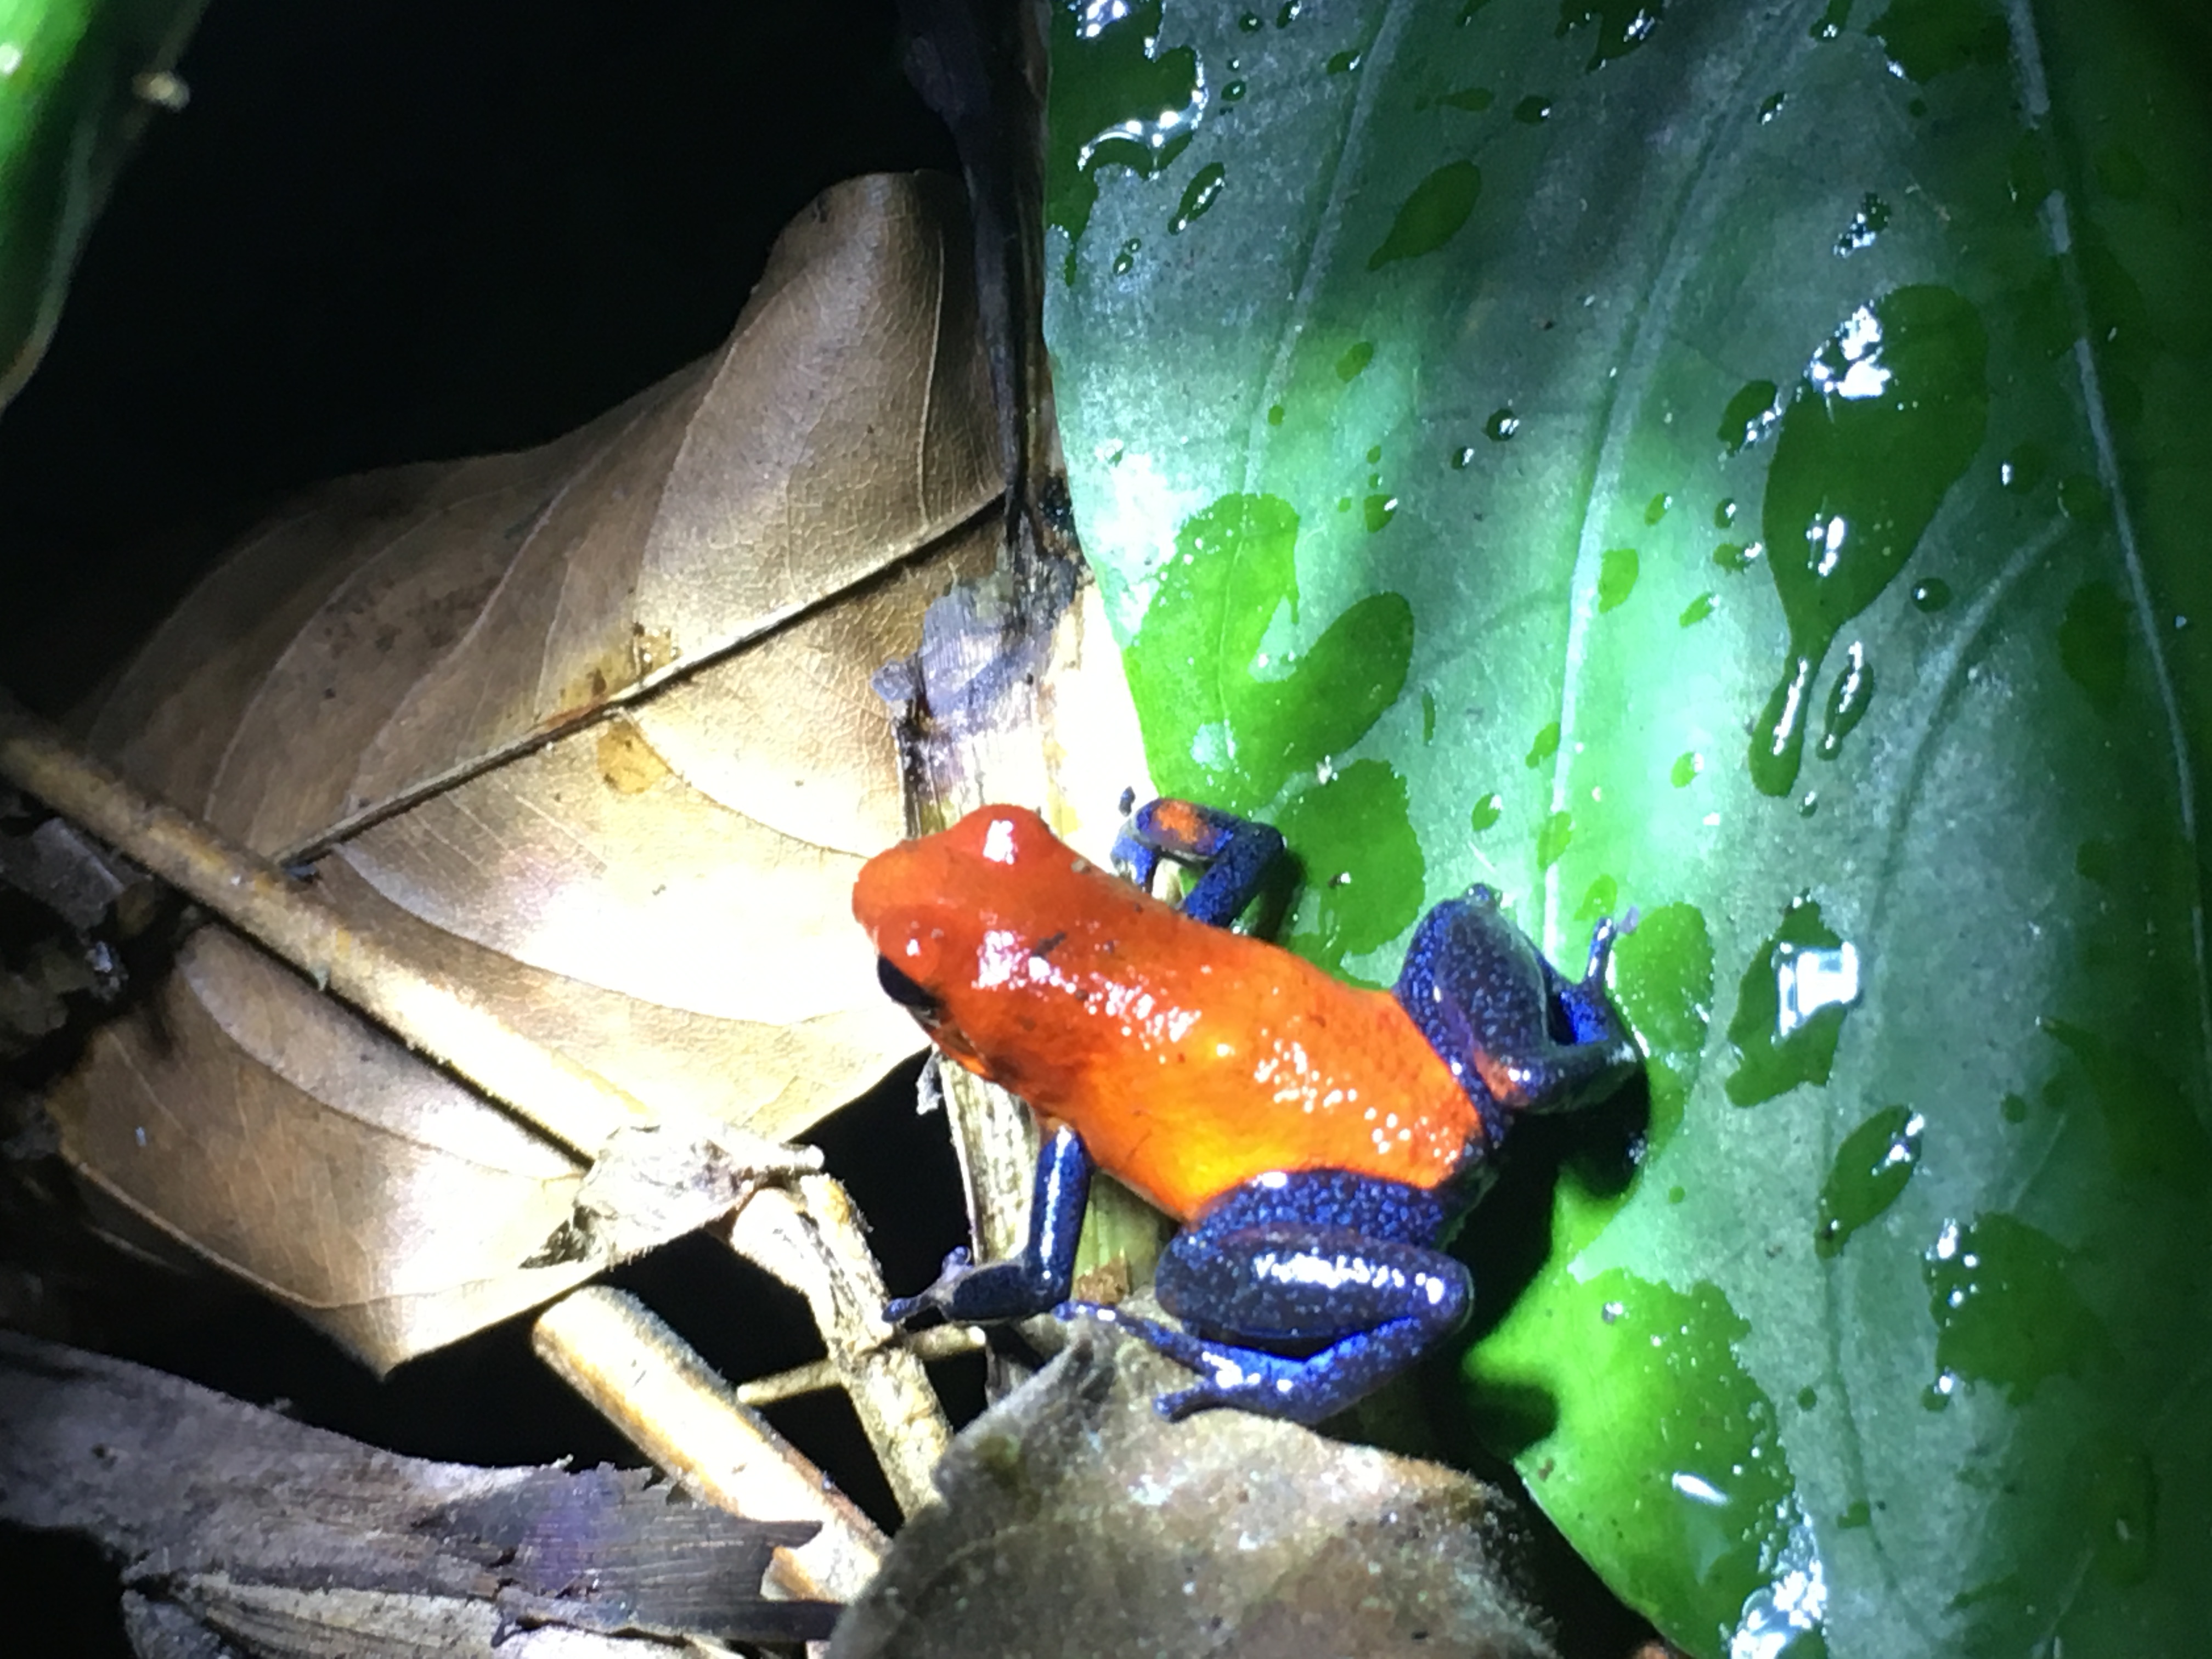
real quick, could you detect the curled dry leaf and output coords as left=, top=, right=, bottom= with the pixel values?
left=43, top=172, right=1002, bottom=1369
left=829, top=1322, right=1559, bottom=1659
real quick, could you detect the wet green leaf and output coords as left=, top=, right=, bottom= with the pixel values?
left=0, top=0, right=207, bottom=408
left=1048, top=1, right=2212, bottom=1653
left=1813, top=1103, right=1922, bottom=1259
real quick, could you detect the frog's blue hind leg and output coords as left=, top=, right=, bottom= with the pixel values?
left=1396, top=893, right=1643, bottom=1123
left=1058, top=1169, right=1471, bottom=1423
left=1066, top=1299, right=1464, bottom=1425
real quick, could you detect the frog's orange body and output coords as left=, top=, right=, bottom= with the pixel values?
left=851, top=805, right=1482, bottom=1220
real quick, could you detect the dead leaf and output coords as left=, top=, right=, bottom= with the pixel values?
left=829, top=1320, right=1559, bottom=1659
left=0, top=1331, right=840, bottom=1652
left=44, top=172, right=1002, bottom=1369
left=0, top=808, right=148, bottom=1059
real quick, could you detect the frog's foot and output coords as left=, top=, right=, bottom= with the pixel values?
left=886, top=1125, right=1093, bottom=1327
left=884, top=1247, right=974, bottom=1326
left=887, top=1244, right=1079, bottom=1326
left=1583, top=906, right=1640, bottom=983
left=1057, top=1301, right=1435, bottom=1426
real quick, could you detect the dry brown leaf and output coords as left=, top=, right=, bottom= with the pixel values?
left=830, top=1324, right=1558, bottom=1659
left=45, top=172, right=1002, bottom=1370
left=0, top=1332, right=840, bottom=1650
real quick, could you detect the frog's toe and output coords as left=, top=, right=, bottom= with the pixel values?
left=1154, top=1382, right=1226, bottom=1420
left=1584, top=907, right=1642, bottom=978
left=885, top=1247, right=974, bottom=1324
left=1056, top=1305, right=1234, bottom=1415
left=883, top=1295, right=924, bottom=1325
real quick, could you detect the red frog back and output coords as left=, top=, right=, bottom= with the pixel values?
left=852, top=805, right=1482, bottom=1220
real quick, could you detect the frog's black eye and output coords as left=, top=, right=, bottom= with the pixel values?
left=877, top=956, right=941, bottom=1018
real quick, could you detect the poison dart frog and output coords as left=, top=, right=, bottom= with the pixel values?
left=852, top=797, right=1641, bottom=1424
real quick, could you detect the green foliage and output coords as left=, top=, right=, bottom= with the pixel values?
left=1047, top=1, right=2212, bottom=1652
left=0, top=0, right=207, bottom=408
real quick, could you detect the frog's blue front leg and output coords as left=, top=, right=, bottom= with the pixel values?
left=885, top=1124, right=1092, bottom=1325
left=1112, top=797, right=1284, bottom=929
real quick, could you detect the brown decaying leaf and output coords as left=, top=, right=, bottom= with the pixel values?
left=829, top=1321, right=1559, bottom=1659
left=44, top=172, right=1003, bottom=1370
left=0, top=1331, right=840, bottom=1652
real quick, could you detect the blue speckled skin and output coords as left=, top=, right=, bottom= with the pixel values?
left=885, top=1125, right=1091, bottom=1325
left=1126, top=1170, right=1471, bottom=1421
left=1394, top=890, right=1637, bottom=1139
left=1109, top=797, right=1285, bottom=928
left=884, top=800, right=1640, bottom=1423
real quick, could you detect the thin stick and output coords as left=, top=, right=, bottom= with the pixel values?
left=533, top=1286, right=885, bottom=1603
left=0, top=690, right=811, bottom=1175
left=737, top=1321, right=983, bottom=1407
left=725, top=1179, right=953, bottom=1517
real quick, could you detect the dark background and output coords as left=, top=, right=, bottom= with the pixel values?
left=0, top=0, right=962, bottom=716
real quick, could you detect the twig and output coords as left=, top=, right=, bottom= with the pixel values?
left=0, top=693, right=954, bottom=1517
left=532, top=1287, right=886, bottom=1604
left=724, top=1178, right=953, bottom=1517
left=0, top=689, right=811, bottom=1176
left=737, top=1322, right=984, bottom=1408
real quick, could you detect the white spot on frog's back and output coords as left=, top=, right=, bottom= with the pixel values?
left=974, top=928, right=1023, bottom=989
left=1083, top=973, right=1200, bottom=1044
